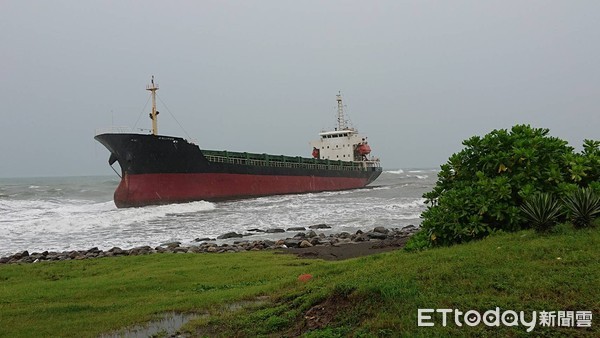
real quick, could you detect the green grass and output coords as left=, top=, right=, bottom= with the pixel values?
left=0, top=252, right=325, bottom=337
left=1, top=225, right=599, bottom=337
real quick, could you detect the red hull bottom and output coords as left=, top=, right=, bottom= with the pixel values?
left=115, top=173, right=370, bottom=207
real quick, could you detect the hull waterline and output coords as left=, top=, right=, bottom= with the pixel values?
left=114, top=172, right=378, bottom=207
left=95, top=133, right=381, bottom=208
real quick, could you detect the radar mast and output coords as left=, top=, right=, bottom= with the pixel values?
left=336, top=92, right=348, bottom=131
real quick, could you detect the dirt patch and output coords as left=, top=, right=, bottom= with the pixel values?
left=304, top=295, right=352, bottom=330
left=283, top=293, right=354, bottom=337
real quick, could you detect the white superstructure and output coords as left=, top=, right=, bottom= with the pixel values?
left=310, top=93, right=378, bottom=164
left=311, top=129, right=365, bottom=161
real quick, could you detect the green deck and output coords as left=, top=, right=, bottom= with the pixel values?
left=201, top=150, right=378, bottom=171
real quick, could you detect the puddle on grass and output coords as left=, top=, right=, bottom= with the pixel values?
left=225, top=295, right=270, bottom=311
left=100, top=296, right=270, bottom=337
left=100, top=312, right=204, bottom=338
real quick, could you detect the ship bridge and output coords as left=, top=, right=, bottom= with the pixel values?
left=309, top=93, right=378, bottom=164
left=311, top=129, right=366, bottom=161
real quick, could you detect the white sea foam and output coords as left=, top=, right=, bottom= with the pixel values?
left=407, top=175, right=429, bottom=180
left=0, top=199, right=216, bottom=255
left=385, top=169, right=405, bottom=174
left=0, top=173, right=434, bottom=256
left=371, top=186, right=391, bottom=191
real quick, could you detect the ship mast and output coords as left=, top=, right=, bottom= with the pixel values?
left=147, top=76, right=159, bottom=135
left=336, top=92, right=347, bottom=131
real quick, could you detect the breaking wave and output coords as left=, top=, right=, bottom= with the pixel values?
left=0, top=172, right=434, bottom=256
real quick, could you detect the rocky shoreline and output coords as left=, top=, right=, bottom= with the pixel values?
left=0, top=225, right=419, bottom=265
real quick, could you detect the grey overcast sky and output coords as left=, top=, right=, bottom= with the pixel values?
left=1, top=1, right=599, bottom=177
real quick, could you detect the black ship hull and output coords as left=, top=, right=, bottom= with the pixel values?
left=95, top=133, right=382, bottom=207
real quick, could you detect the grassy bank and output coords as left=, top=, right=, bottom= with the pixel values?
left=1, top=225, right=598, bottom=337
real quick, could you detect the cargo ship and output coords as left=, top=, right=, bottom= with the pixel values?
left=95, top=77, right=382, bottom=207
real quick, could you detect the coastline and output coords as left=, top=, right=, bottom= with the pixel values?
left=0, top=225, right=419, bottom=264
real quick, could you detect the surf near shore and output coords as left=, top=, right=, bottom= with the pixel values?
left=0, top=171, right=434, bottom=257
left=0, top=225, right=419, bottom=264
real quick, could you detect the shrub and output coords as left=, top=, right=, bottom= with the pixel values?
left=575, top=140, right=600, bottom=185
left=562, top=187, right=600, bottom=228
left=403, top=229, right=431, bottom=252
left=520, top=193, right=563, bottom=233
left=416, top=125, right=575, bottom=247
left=406, top=125, right=600, bottom=249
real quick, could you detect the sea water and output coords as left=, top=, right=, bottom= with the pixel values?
left=0, top=170, right=436, bottom=257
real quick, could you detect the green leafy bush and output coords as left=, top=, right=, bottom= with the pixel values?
left=562, top=187, right=600, bottom=228
left=570, top=139, right=600, bottom=185
left=520, top=193, right=563, bottom=233
left=403, top=229, right=431, bottom=252
left=411, top=125, right=599, bottom=248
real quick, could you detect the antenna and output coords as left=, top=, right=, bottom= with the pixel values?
left=146, top=76, right=159, bottom=135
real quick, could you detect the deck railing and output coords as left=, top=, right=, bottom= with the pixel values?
left=202, top=150, right=380, bottom=172
left=94, top=126, right=134, bottom=135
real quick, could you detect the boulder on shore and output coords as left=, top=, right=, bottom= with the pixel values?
left=309, top=224, right=331, bottom=229
left=217, top=232, right=243, bottom=239
left=0, top=226, right=419, bottom=265
left=266, top=228, right=286, bottom=233
left=299, top=240, right=313, bottom=248
left=373, top=226, right=389, bottom=234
